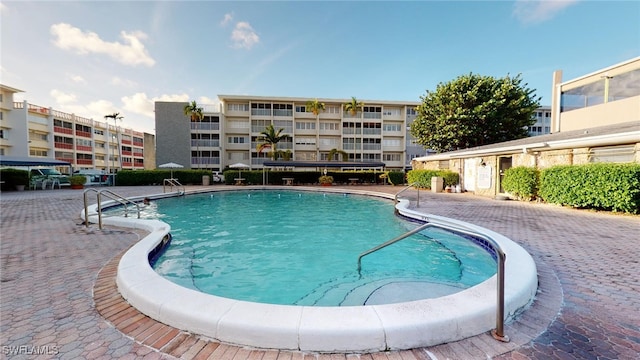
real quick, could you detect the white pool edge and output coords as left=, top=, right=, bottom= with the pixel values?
left=84, top=187, right=538, bottom=352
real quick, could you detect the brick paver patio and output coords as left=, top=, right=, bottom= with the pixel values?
left=1, top=185, right=638, bottom=359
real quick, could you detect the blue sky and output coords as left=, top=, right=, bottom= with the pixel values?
left=2, top=1, right=638, bottom=134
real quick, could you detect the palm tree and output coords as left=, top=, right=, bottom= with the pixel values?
left=184, top=101, right=204, bottom=169
left=328, top=148, right=348, bottom=162
left=256, top=124, right=291, bottom=161
left=343, top=97, right=363, bottom=160
left=306, top=98, right=325, bottom=160
left=104, top=112, right=124, bottom=175
left=343, top=96, right=363, bottom=116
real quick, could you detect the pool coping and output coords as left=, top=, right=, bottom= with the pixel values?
left=83, top=186, right=538, bottom=352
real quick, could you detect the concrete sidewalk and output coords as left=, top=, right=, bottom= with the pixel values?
left=1, top=186, right=638, bottom=359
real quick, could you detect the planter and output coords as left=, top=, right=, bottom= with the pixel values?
left=321, top=183, right=332, bottom=187
left=15, top=185, right=25, bottom=191
left=71, top=184, right=84, bottom=190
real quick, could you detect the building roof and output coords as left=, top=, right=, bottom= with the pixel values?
left=0, top=156, right=71, bottom=167
left=217, top=94, right=420, bottom=106
left=414, top=121, right=640, bottom=161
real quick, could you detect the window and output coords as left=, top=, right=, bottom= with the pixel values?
left=406, top=108, right=417, bottom=116
left=295, top=105, right=306, bottom=113
left=29, top=149, right=48, bottom=157
left=228, top=136, right=247, bottom=144
left=295, top=137, right=316, bottom=145
left=228, top=120, right=249, bottom=129
left=383, top=124, right=402, bottom=132
left=251, top=103, right=272, bottom=116
left=319, top=122, right=339, bottom=130
left=94, top=129, right=104, bottom=135
left=228, top=103, right=249, bottom=112
left=383, top=139, right=401, bottom=147
left=273, top=103, right=293, bottom=116
left=295, top=122, right=315, bottom=130
left=0, top=130, right=4, bottom=139
left=383, top=108, right=401, bottom=116
left=326, top=106, right=340, bottom=114
left=383, top=153, right=401, bottom=162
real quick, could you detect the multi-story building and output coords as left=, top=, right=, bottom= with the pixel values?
left=0, top=84, right=155, bottom=172
left=528, top=106, right=552, bottom=136
left=155, top=96, right=422, bottom=171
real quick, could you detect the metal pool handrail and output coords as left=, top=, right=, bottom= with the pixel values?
left=394, top=182, right=420, bottom=206
left=83, top=188, right=141, bottom=229
left=356, top=217, right=510, bottom=343
left=163, top=178, right=185, bottom=194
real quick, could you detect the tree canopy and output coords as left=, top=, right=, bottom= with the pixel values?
left=343, top=96, right=364, bottom=116
left=410, top=73, right=540, bottom=153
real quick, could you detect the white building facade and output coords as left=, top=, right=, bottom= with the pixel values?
left=0, top=84, right=154, bottom=172
left=155, top=95, right=423, bottom=171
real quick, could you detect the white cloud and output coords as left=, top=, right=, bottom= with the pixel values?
left=122, top=92, right=193, bottom=119
left=50, top=23, right=156, bottom=67
left=111, top=77, right=137, bottom=88
left=50, top=89, right=77, bottom=104
left=220, top=13, right=233, bottom=27
left=513, top=0, right=580, bottom=25
left=199, top=96, right=222, bottom=112
left=231, top=22, right=260, bottom=50
left=70, top=74, right=86, bottom=84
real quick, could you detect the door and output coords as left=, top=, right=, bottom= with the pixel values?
left=498, top=156, right=512, bottom=193
left=463, top=158, right=477, bottom=192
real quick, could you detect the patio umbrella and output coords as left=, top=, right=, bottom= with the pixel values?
left=229, top=162, right=250, bottom=179
left=158, top=162, right=184, bottom=179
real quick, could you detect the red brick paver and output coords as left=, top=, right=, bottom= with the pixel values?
left=1, top=185, right=638, bottom=359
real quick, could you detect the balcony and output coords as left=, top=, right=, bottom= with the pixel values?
left=75, top=130, right=92, bottom=138
left=76, top=159, right=93, bottom=165
left=54, top=142, right=73, bottom=150
left=76, top=145, right=93, bottom=152
left=54, top=126, right=73, bottom=135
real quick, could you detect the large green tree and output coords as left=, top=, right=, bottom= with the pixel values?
left=184, top=101, right=204, bottom=168
left=256, top=124, right=291, bottom=160
left=410, top=73, right=540, bottom=152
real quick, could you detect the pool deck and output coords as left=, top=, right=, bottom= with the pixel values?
left=1, top=185, right=639, bottom=359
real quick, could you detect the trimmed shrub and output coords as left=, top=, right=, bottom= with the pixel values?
left=0, top=168, right=29, bottom=190
left=387, top=171, right=406, bottom=186
left=406, top=170, right=459, bottom=189
left=115, top=170, right=212, bottom=186
left=502, top=166, right=539, bottom=201
left=539, top=163, right=640, bottom=214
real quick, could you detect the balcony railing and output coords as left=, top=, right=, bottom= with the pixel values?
left=76, top=159, right=93, bottom=165
left=75, top=130, right=92, bottom=138
left=54, top=142, right=73, bottom=150
left=191, top=123, right=220, bottom=131
left=54, top=126, right=73, bottom=135
left=251, top=109, right=272, bottom=116
left=191, top=139, right=220, bottom=147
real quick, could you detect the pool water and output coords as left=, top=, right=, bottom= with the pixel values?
left=140, top=190, right=496, bottom=306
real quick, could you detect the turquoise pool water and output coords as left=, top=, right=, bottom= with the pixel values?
left=141, top=190, right=496, bottom=306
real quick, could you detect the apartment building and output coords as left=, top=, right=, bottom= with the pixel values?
left=528, top=106, right=552, bottom=136
left=155, top=96, right=423, bottom=171
left=0, top=84, right=155, bottom=172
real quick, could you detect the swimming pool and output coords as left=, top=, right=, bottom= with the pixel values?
left=147, top=191, right=496, bottom=306
left=98, top=186, right=537, bottom=352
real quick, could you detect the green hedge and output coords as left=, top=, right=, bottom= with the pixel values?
left=387, top=171, right=406, bottom=186
left=115, top=170, right=212, bottom=186
left=406, top=170, right=459, bottom=189
left=502, top=166, right=539, bottom=201
left=0, top=168, right=29, bottom=190
left=539, top=163, right=640, bottom=214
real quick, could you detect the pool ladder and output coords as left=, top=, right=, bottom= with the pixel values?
left=163, top=178, right=185, bottom=194
left=357, top=217, right=509, bottom=343
left=83, top=188, right=141, bottom=230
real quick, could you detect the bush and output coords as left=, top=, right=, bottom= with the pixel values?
left=502, top=166, right=539, bottom=201
left=406, top=170, right=459, bottom=189
left=387, top=171, right=405, bottom=186
left=0, top=168, right=29, bottom=190
left=69, top=175, right=87, bottom=185
left=539, top=163, right=640, bottom=214
left=115, top=170, right=212, bottom=185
